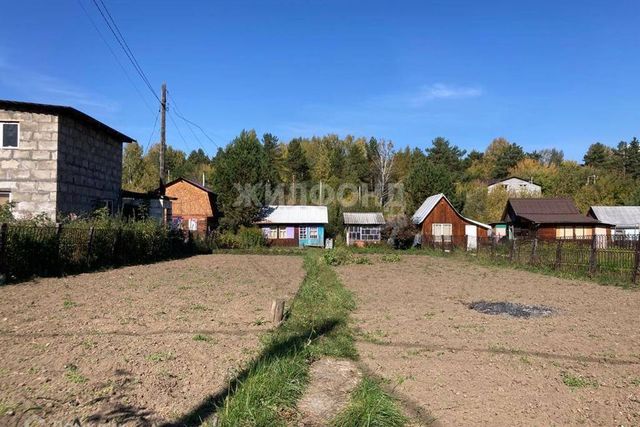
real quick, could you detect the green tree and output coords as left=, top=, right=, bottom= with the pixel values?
left=262, top=133, right=282, bottom=185
left=583, top=143, right=612, bottom=168
left=287, top=138, right=310, bottom=183
left=492, top=142, right=525, bottom=179
left=345, top=140, right=369, bottom=183
left=425, top=136, right=466, bottom=176
left=212, top=130, right=267, bottom=229
left=122, top=142, right=145, bottom=191
left=404, top=156, right=456, bottom=214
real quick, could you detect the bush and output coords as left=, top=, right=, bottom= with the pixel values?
left=383, top=215, right=418, bottom=249
left=237, top=226, right=266, bottom=249
left=323, top=248, right=353, bottom=266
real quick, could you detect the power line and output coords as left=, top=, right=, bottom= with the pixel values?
left=145, top=109, right=160, bottom=153
left=90, top=0, right=160, bottom=103
left=167, top=91, right=223, bottom=150
left=77, top=0, right=156, bottom=115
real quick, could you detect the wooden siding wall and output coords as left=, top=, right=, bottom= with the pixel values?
left=266, top=226, right=299, bottom=247
left=165, top=181, right=215, bottom=233
left=420, top=198, right=488, bottom=238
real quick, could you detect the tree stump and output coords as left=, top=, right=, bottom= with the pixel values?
left=270, top=299, right=285, bottom=324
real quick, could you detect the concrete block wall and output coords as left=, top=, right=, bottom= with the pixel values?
left=56, top=115, right=123, bottom=216
left=0, top=110, right=58, bottom=219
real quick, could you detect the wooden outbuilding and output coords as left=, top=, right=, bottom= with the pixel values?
left=164, top=177, right=217, bottom=234
left=412, top=193, right=490, bottom=249
left=343, top=212, right=385, bottom=246
left=256, top=205, right=328, bottom=247
left=501, top=198, right=612, bottom=240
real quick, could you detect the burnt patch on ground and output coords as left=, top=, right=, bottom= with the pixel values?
left=469, top=301, right=555, bottom=318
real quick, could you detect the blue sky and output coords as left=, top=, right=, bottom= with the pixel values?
left=1, top=1, right=639, bottom=160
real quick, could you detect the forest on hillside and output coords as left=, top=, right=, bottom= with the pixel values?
left=122, top=130, right=640, bottom=232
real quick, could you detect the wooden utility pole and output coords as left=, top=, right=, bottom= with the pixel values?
left=159, top=82, right=167, bottom=185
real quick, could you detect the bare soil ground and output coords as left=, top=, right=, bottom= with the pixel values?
left=337, top=255, right=640, bottom=426
left=0, top=254, right=303, bottom=426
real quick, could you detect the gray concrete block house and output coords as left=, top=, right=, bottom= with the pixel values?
left=0, top=100, right=134, bottom=220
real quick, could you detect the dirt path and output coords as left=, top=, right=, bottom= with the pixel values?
left=337, top=255, right=640, bottom=426
left=0, top=254, right=303, bottom=425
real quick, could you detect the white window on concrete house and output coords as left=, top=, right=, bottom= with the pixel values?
left=0, top=191, right=10, bottom=206
left=432, top=223, right=453, bottom=242
left=0, top=122, right=19, bottom=148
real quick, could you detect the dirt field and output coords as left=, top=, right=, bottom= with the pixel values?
left=337, top=255, right=640, bottom=426
left=0, top=254, right=303, bottom=425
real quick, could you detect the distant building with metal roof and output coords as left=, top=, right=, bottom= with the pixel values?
left=587, top=206, right=640, bottom=236
left=343, top=212, right=385, bottom=225
left=343, top=212, right=385, bottom=246
left=256, top=205, right=328, bottom=247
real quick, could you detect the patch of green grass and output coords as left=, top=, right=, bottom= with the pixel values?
left=331, top=378, right=407, bottom=427
left=358, top=329, right=389, bottom=345
left=63, top=299, right=77, bottom=309
left=630, top=378, right=640, bottom=386
left=146, top=352, right=175, bottom=363
left=192, top=334, right=215, bottom=343
left=65, top=364, right=87, bottom=384
left=353, top=256, right=372, bottom=265
left=214, top=252, right=358, bottom=426
left=190, top=304, right=207, bottom=311
left=81, top=338, right=96, bottom=349
left=0, top=401, right=17, bottom=416
left=561, top=372, right=598, bottom=389
left=381, top=253, right=401, bottom=263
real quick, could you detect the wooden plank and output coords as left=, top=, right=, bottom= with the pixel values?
left=271, top=299, right=285, bottom=324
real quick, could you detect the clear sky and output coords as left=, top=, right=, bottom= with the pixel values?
left=1, top=1, right=639, bottom=160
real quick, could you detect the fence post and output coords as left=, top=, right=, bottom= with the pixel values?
left=589, top=234, right=598, bottom=277
left=491, top=236, right=496, bottom=258
left=441, top=235, right=445, bottom=254
left=55, top=223, right=63, bottom=276
left=554, top=239, right=563, bottom=270
left=464, top=235, right=468, bottom=252
left=0, top=223, right=8, bottom=283
left=86, top=226, right=95, bottom=267
left=509, top=238, right=516, bottom=262
left=530, top=238, right=538, bottom=265
left=633, top=238, right=640, bottom=286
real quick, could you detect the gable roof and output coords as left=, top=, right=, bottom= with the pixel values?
left=256, top=205, right=328, bottom=224
left=165, top=177, right=215, bottom=195
left=0, top=99, right=135, bottom=143
left=343, top=212, right=385, bottom=225
left=503, top=198, right=603, bottom=225
left=588, top=206, right=640, bottom=228
left=487, top=176, right=540, bottom=186
left=412, top=193, right=490, bottom=229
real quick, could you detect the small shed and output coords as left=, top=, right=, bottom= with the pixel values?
left=412, top=193, right=490, bottom=249
left=343, top=212, right=385, bottom=246
left=587, top=206, right=640, bottom=237
left=501, top=198, right=612, bottom=240
left=256, top=205, right=328, bottom=247
left=165, top=178, right=217, bottom=234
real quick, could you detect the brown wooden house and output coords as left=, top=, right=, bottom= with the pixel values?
left=412, top=193, right=490, bottom=249
left=164, top=178, right=216, bottom=234
left=501, top=198, right=612, bottom=240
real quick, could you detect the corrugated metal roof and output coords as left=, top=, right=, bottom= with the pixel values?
left=256, top=205, right=328, bottom=224
left=589, top=206, right=640, bottom=228
left=411, top=193, right=490, bottom=229
left=343, top=212, right=385, bottom=225
left=412, top=194, right=443, bottom=224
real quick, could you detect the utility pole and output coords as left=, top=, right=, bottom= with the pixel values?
left=159, top=82, right=167, bottom=185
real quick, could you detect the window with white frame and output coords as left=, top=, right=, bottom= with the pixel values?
left=268, top=227, right=278, bottom=239
left=278, top=226, right=287, bottom=239
left=309, top=227, right=319, bottom=239
left=556, top=226, right=573, bottom=239
left=360, top=226, right=381, bottom=241
left=0, top=122, right=19, bottom=148
left=348, top=226, right=360, bottom=241
left=432, top=223, right=453, bottom=242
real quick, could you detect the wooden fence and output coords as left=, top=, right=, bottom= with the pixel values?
left=0, top=222, right=206, bottom=283
left=423, top=234, right=640, bottom=285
